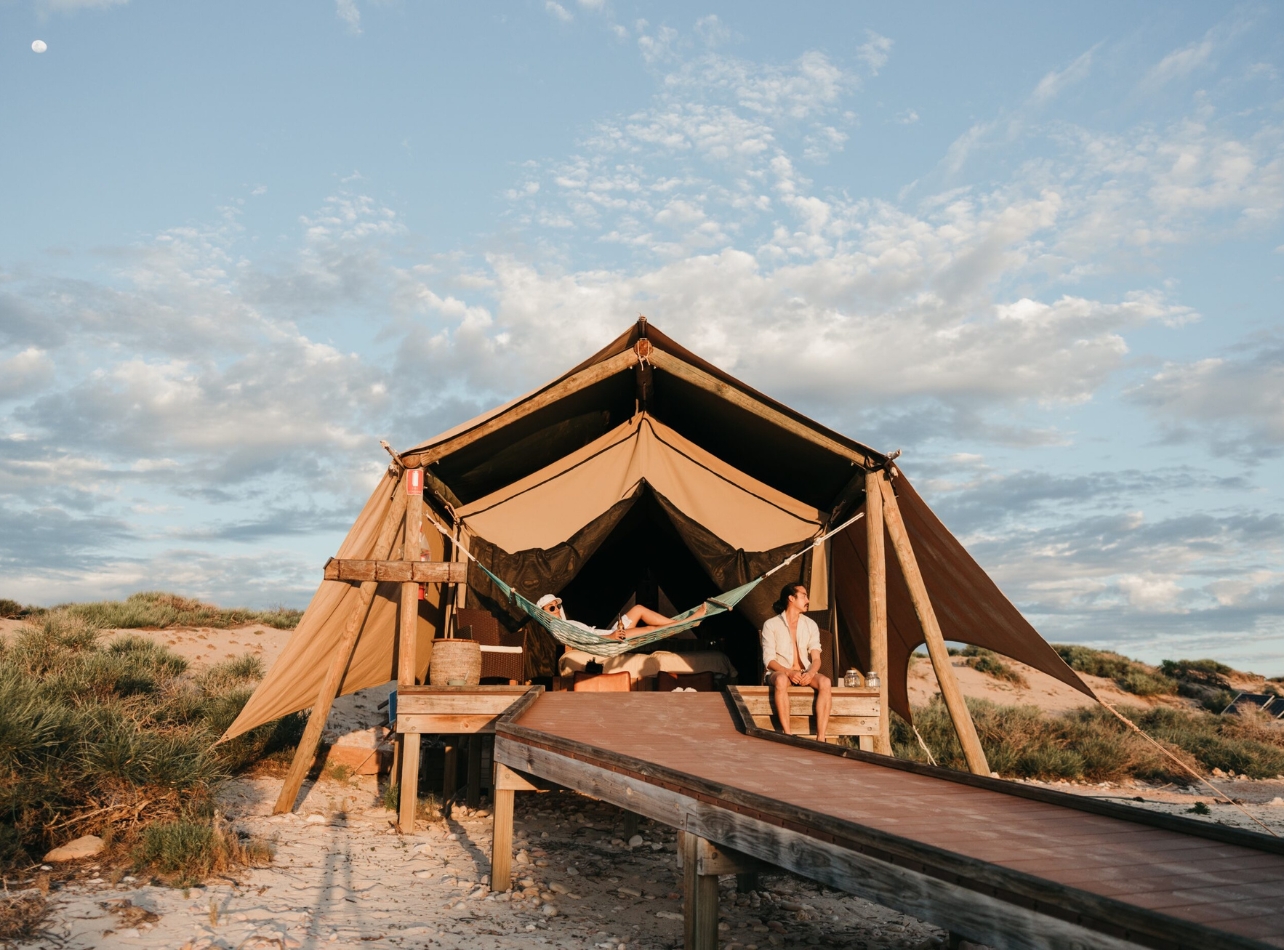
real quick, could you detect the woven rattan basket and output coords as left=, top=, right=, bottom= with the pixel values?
left=428, top=639, right=481, bottom=686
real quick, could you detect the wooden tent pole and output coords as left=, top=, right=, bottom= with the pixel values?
left=274, top=474, right=410, bottom=815
left=877, top=475, right=990, bottom=776
left=398, top=468, right=424, bottom=832
left=865, top=471, right=892, bottom=755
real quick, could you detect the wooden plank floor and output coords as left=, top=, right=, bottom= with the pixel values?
left=514, top=692, right=1284, bottom=947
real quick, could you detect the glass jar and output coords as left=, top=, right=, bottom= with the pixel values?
left=865, top=671, right=881, bottom=690
left=843, top=669, right=862, bottom=688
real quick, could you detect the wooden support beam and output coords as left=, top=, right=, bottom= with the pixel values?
left=681, top=831, right=720, bottom=950
left=490, top=784, right=515, bottom=891
left=466, top=735, right=482, bottom=809
left=865, top=470, right=892, bottom=755
left=274, top=478, right=409, bottom=815
left=621, top=809, right=639, bottom=841
left=877, top=476, right=989, bottom=776
left=397, top=733, right=420, bottom=830
left=398, top=470, right=424, bottom=833
left=442, top=741, right=458, bottom=803
left=648, top=348, right=874, bottom=467
left=414, top=349, right=639, bottom=466
left=323, top=558, right=466, bottom=584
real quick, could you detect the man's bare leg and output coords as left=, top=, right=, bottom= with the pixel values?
left=813, top=674, right=832, bottom=743
left=769, top=672, right=794, bottom=736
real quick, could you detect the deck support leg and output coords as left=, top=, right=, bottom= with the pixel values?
left=681, top=832, right=719, bottom=950
left=736, top=872, right=759, bottom=894
left=442, top=742, right=458, bottom=804
left=621, top=809, right=639, bottom=840
left=398, top=732, right=420, bottom=830
left=878, top=474, right=990, bottom=777
left=491, top=764, right=539, bottom=890
left=490, top=787, right=514, bottom=891
left=466, top=736, right=482, bottom=808
left=274, top=475, right=409, bottom=815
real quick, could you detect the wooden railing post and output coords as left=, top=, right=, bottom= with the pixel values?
left=398, top=468, right=424, bottom=832
left=274, top=473, right=409, bottom=814
left=877, top=474, right=990, bottom=777
left=865, top=470, right=892, bottom=755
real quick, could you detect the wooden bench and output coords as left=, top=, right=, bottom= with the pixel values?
left=730, top=685, right=880, bottom=738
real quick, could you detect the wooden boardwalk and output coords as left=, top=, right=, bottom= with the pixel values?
left=493, top=689, right=1284, bottom=950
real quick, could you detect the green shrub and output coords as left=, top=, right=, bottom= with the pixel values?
left=1053, top=645, right=1177, bottom=696
left=960, top=646, right=1027, bottom=686
left=893, top=696, right=1284, bottom=782
left=0, top=609, right=301, bottom=873
left=57, top=591, right=301, bottom=631
left=133, top=817, right=272, bottom=886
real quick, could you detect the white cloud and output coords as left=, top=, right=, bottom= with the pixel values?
left=335, top=0, right=361, bottom=34
left=576, top=0, right=604, bottom=9
left=1127, top=338, right=1284, bottom=452
left=0, top=348, right=54, bottom=401
left=895, top=109, right=919, bottom=125
left=856, top=30, right=892, bottom=76
left=694, top=14, right=730, bottom=48
left=545, top=1, right=573, bottom=24
left=1142, top=37, right=1215, bottom=91
left=1031, top=46, right=1096, bottom=104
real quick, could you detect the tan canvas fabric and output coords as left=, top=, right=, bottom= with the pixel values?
left=829, top=467, right=1093, bottom=722
left=457, top=413, right=821, bottom=553
left=221, top=471, right=449, bottom=741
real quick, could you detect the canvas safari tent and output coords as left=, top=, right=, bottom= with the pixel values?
left=223, top=319, right=1092, bottom=774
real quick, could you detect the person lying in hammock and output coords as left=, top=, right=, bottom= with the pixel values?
left=535, top=594, right=706, bottom=641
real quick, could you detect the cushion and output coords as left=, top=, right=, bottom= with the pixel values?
left=572, top=670, right=633, bottom=692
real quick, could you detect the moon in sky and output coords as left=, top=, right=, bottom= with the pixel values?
left=32, top=40, right=48, bottom=53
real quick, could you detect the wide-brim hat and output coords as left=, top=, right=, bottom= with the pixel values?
left=536, top=594, right=562, bottom=609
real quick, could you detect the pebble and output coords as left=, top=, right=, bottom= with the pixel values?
left=628, top=835, right=644, bottom=848
left=542, top=903, right=560, bottom=917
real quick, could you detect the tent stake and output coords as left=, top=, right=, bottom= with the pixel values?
left=273, top=474, right=410, bottom=815
left=878, top=474, right=990, bottom=776
left=865, top=470, right=892, bottom=755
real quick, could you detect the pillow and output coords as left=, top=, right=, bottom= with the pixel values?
left=571, top=670, right=633, bottom=692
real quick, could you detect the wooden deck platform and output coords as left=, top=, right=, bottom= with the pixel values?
left=492, top=689, right=1284, bottom=950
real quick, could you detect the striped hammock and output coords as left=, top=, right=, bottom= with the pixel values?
left=427, top=508, right=864, bottom=658
left=475, top=563, right=761, bottom=658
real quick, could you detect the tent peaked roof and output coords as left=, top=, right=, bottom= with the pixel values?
left=221, top=318, right=1091, bottom=743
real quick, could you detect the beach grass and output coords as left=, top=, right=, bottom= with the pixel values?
left=893, top=696, right=1284, bottom=782
left=0, top=608, right=302, bottom=875
left=0, top=591, right=300, bottom=630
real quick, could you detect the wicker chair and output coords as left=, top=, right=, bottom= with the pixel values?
left=457, top=608, right=527, bottom=684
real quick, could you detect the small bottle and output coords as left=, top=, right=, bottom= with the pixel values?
left=865, top=671, right=881, bottom=690
left=843, top=668, right=862, bottom=688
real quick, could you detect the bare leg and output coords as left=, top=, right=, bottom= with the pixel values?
left=769, top=671, right=793, bottom=735
left=813, top=674, right=832, bottom=743
left=619, top=603, right=707, bottom=639
left=623, top=604, right=672, bottom=628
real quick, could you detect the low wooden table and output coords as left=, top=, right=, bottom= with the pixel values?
left=394, top=685, right=531, bottom=823
left=729, top=685, right=880, bottom=739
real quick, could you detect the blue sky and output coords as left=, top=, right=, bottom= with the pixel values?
left=3, top=1, right=1283, bottom=673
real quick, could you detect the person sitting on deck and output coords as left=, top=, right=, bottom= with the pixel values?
left=760, top=582, right=832, bottom=742
left=536, top=594, right=706, bottom=641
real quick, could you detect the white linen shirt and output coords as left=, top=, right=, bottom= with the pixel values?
left=760, top=612, right=821, bottom=672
